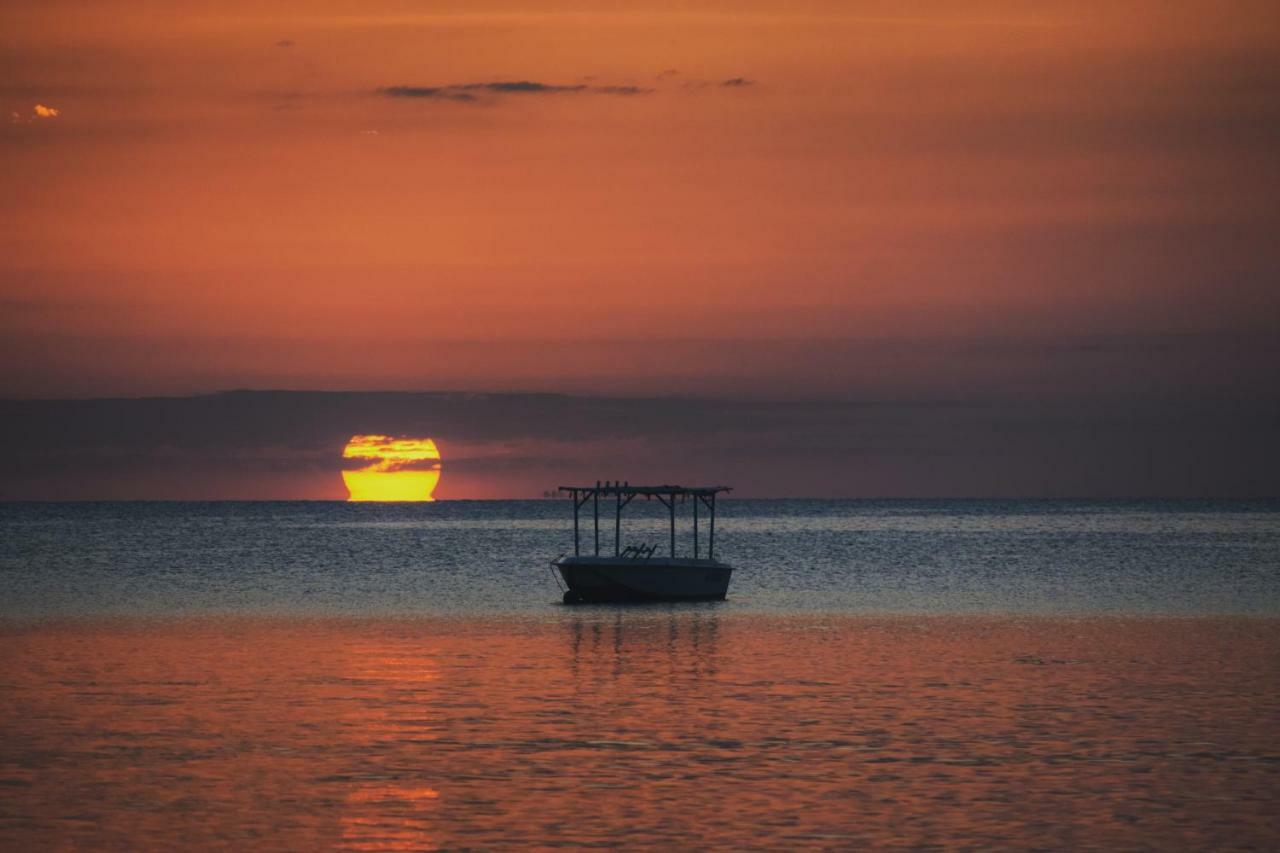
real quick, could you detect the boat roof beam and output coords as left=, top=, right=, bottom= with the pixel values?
left=560, top=482, right=727, bottom=561
left=558, top=484, right=731, bottom=498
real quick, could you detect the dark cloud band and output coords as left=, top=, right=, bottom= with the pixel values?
left=379, top=80, right=653, bottom=102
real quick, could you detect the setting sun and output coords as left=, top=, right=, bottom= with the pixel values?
left=341, top=435, right=441, bottom=502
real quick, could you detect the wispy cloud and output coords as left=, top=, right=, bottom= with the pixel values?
left=378, top=80, right=653, bottom=103
left=592, top=85, right=648, bottom=96
left=9, top=103, right=60, bottom=124
left=459, top=81, right=588, bottom=94
left=379, top=86, right=479, bottom=102
left=681, top=76, right=759, bottom=91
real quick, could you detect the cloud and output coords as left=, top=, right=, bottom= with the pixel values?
left=9, top=104, right=59, bottom=124
left=680, top=77, right=759, bottom=92
left=459, top=81, right=587, bottom=94
left=592, top=86, right=649, bottom=96
left=1, top=389, right=1276, bottom=499
left=379, top=86, right=477, bottom=102
left=378, top=80, right=653, bottom=103
left=342, top=434, right=441, bottom=473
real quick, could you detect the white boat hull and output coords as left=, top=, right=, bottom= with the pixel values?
left=554, top=556, right=734, bottom=603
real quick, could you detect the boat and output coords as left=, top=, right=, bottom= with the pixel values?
left=550, top=482, right=734, bottom=603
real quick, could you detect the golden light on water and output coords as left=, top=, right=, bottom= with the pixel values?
left=342, top=435, right=441, bottom=502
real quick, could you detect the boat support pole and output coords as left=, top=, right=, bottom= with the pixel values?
left=572, top=489, right=595, bottom=557
left=693, top=495, right=699, bottom=559
left=593, top=482, right=600, bottom=556
left=709, top=493, right=716, bottom=561
left=669, top=495, right=676, bottom=557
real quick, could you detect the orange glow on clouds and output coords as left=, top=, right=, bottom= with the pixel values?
left=341, top=435, right=441, bottom=501
left=2, top=1, right=1277, bottom=403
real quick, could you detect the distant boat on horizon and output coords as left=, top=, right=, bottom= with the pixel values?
left=551, top=482, right=734, bottom=603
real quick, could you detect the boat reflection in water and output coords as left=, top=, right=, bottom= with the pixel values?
left=4, top=615, right=1279, bottom=849
left=551, top=482, right=735, bottom=603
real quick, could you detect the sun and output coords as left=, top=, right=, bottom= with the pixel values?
left=342, top=435, right=442, bottom=501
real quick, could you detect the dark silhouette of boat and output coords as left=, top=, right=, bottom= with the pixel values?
left=550, top=482, right=734, bottom=603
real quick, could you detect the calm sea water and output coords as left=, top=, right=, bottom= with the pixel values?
left=3, top=501, right=1279, bottom=848
left=1, top=499, right=1278, bottom=618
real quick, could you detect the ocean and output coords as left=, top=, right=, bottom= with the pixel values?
left=3, top=499, right=1278, bottom=618
left=2, top=500, right=1278, bottom=848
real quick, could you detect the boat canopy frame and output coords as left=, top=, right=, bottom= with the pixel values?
left=558, top=482, right=731, bottom=560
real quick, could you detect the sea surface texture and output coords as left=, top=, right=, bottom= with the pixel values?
left=1, top=501, right=1278, bottom=849
left=2, top=499, right=1278, bottom=617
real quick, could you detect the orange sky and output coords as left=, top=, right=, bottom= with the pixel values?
left=3, top=0, right=1277, bottom=400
